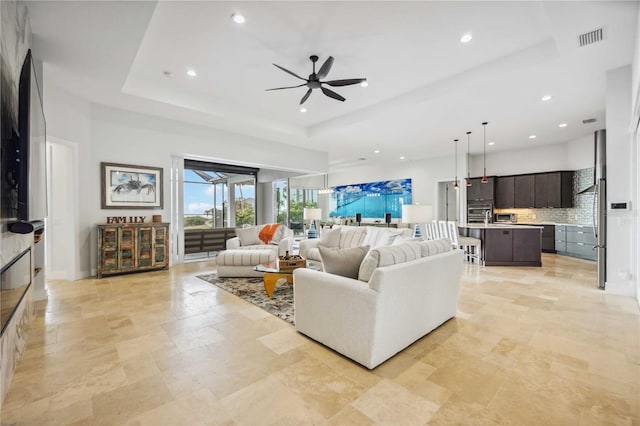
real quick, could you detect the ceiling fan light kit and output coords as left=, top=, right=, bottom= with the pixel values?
left=266, top=55, right=366, bottom=105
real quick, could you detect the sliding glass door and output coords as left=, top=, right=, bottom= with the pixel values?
left=183, top=160, right=258, bottom=258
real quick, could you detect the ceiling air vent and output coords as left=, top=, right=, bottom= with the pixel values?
left=582, top=118, right=597, bottom=124
left=578, top=28, right=603, bottom=47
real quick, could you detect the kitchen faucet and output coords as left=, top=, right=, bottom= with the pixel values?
left=484, top=210, right=491, bottom=226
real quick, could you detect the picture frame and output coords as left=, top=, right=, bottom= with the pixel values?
left=101, top=162, right=163, bottom=209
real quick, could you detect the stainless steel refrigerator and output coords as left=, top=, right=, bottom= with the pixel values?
left=579, top=129, right=606, bottom=289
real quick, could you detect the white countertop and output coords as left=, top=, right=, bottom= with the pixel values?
left=461, top=223, right=544, bottom=230
left=515, top=222, right=594, bottom=227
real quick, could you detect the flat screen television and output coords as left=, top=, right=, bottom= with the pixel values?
left=17, top=49, right=47, bottom=222
left=0, top=49, right=21, bottom=226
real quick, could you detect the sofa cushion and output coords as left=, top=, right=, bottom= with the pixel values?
left=319, top=245, right=370, bottom=279
left=362, top=227, right=402, bottom=248
left=339, top=227, right=367, bottom=249
left=216, top=249, right=275, bottom=266
left=319, top=227, right=341, bottom=248
left=235, top=226, right=262, bottom=246
left=419, top=238, right=452, bottom=257
left=358, top=242, right=423, bottom=282
left=392, top=236, right=424, bottom=245
left=305, top=247, right=321, bottom=262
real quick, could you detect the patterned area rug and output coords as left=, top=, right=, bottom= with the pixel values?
left=196, top=273, right=295, bottom=325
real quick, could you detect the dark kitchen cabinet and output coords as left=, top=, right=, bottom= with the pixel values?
left=548, top=172, right=574, bottom=208
left=482, top=227, right=542, bottom=266
left=495, top=176, right=515, bottom=209
left=514, top=175, right=535, bottom=208
left=484, top=228, right=513, bottom=262
left=534, top=172, right=574, bottom=208
left=466, top=177, right=495, bottom=203
left=513, top=228, right=543, bottom=263
left=540, top=225, right=555, bottom=253
left=534, top=173, right=548, bottom=208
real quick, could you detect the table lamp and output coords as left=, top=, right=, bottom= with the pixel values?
left=401, top=205, right=433, bottom=238
left=303, top=208, right=322, bottom=239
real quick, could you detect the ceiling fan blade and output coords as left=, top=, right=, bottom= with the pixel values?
left=265, top=83, right=307, bottom=91
left=323, top=78, right=366, bottom=87
left=316, top=56, right=334, bottom=79
left=272, top=63, right=307, bottom=81
left=300, top=88, right=313, bottom=105
left=321, top=86, right=345, bottom=102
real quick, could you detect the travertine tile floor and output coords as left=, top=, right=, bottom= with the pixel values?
left=2, top=254, right=639, bottom=425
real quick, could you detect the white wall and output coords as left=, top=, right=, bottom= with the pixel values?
left=632, top=6, right=640, bottom=125
left=605, top=65, right=635, bottom=297
left=633, top=6, right=640, bottom=307
left=44, top=85, right=329, bottom=278
left=469, top=140, right=594, bottom=177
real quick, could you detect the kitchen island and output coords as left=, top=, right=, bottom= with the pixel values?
left=460, top=224, right=543, bottom=266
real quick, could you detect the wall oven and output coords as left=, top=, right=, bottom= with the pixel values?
left=467, top=203, right=493, bottom=224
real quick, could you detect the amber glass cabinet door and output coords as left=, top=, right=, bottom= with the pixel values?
left=153, top=226, right=168, bottom=267
left=137, top=226, right=153, bottom=268
left=99, top=227, right=118, bottom=276
left=118, top=227, right=136, bottom=270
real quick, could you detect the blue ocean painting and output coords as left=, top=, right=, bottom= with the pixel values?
left=330, top=178, right=412, bottom=219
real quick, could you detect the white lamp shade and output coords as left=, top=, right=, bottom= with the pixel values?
left=401, top=205, right=433, bottom=223
left=303, top=208, right=322, bottom=220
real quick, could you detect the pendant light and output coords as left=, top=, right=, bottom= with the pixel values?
left=481, top=122, right=489, bottom=184
left=453, top=139, right=459, bottom=189
left=465, top=131, right=472, bottom=187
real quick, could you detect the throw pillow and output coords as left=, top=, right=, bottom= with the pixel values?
left=358, top=242, right=423, bottom=282
left=271, top=224, right=286, bottom=243
left=319, top=227, right=341, bottom=248
left=339, top=227, right=367, bottom=249
left=319, top=245, right=370, bottom=279
left=235, top=226, right=262, bottom=246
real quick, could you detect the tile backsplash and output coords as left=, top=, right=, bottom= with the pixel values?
left=494, top=168, right=595, bottom=225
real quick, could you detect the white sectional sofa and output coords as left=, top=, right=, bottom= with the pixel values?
left=294, top=239, right=463, bottom=369
left=299, top=225, right=413, bottom=265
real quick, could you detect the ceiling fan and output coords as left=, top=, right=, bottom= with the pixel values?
left=266, top=55, right=366, bottom=105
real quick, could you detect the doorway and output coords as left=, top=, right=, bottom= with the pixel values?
left=46, top=139, right=78, bottom=280
left=437, top=180, right=459, bottom=222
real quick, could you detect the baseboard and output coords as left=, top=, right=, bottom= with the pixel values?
left=605, top=280, right=636, bottom=297
left=33, top=288, right=48, bottom=301
left=47, top=270, right=67, bottom=280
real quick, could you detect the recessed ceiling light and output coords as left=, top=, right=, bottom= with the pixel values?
left=361, top=80, right=368, bottom=87
left=558, top=123, right=568, bottom=128
left=374, top=149, right=380, bottom=154
left=529, top=135, right=537, bottom=139
left=399, top=156, right=405, bottom=160
left=488, top=142, right=495, bottom=146
left=231, top=13, right=245, bottom=24
left=163, top=71, right=174, bottom=78
left=460, top=34, right=473, bottom=43
left=541, top=95, right=552, bottom=101
left=300, top=107, right=307, bottom=113
left=186, top=69, right=197, bottom=77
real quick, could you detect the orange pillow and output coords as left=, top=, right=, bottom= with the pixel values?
left=259, top=224, right=280, bottom=244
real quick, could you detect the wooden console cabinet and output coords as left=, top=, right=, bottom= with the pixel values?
left=97, top=223, right=169, bottom=278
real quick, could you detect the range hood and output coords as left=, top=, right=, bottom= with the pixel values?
left=578, top=129, right=606, bottom=194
